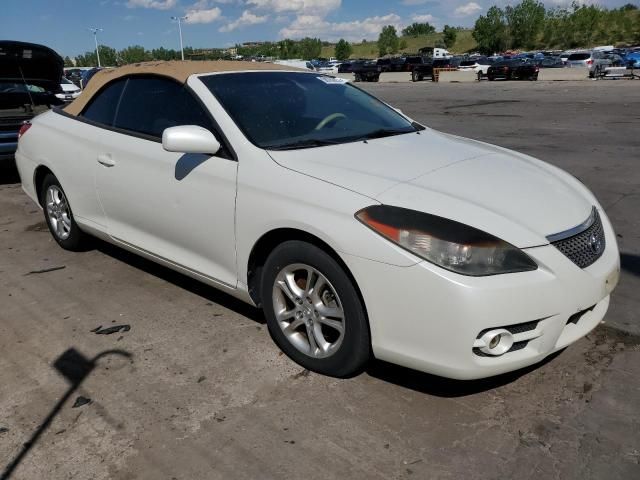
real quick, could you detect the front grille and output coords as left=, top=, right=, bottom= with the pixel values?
left=551, top=208, right=605, bottom=269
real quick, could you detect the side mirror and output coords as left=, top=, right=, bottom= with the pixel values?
left=162, top=125, right=221, bottom=155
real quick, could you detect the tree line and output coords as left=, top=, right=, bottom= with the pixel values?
left=69, top=38, right=327, bottom=67
left=473, top=1, right=640, bottom=55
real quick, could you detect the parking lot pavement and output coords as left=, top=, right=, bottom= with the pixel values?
left=1, top=81, right=639, bottom=480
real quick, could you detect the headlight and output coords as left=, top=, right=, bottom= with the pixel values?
left=356, top=205, right=537, bottom=276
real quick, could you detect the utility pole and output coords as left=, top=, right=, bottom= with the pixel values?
left=171, top=16, right=188, bottom=60
left=88, top=27, right=103, bottom=67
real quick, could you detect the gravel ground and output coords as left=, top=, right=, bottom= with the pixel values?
left=0, top=80, right=638, bottom=480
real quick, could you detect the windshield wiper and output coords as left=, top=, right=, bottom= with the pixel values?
left=266, top=138, right=341, bottom=151
left=357, top=128, right=416, bottom=141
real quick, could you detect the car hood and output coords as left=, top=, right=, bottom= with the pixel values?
left=268, top=129, right=593, bottom=248
left=0, top=41, right=63, bottom=94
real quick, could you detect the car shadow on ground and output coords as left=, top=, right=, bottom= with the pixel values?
left=0, top=347, right=133, bottom=480
left=620, top=253, right=640, bottom=277
left=95, top=239, right=265, bottom=324
left=366, top=351, right=564, bottom=398
left=0, top=160, right=20, bottom=185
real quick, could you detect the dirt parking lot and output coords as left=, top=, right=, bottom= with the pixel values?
left=1, top=80, right=639, bottom=480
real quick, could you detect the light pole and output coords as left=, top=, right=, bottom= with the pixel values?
left=88, top=27, right=103, bottom=67
left=171, top=16, right=188, bottom=60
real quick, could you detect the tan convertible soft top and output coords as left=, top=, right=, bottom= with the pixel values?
left=64, top=60, right=302, bottom=116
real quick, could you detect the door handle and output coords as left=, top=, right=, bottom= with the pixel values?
left=97, top=153, right=115, bottom=167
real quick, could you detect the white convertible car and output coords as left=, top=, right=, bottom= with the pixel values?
left=15, top=61, right=620, bottom=379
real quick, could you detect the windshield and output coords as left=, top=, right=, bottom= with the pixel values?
left=201, top=72, right=417, bottom=150
left=568, top=53, right=590, bottom=61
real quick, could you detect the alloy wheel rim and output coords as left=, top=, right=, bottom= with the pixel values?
left=45, top=185, right=72, bottom=240
left=272, top=263, right=345, bottom=359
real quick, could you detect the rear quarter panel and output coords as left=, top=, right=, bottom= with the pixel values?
left=16, top=110, right=105, bottom=230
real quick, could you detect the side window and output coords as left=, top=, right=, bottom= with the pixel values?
left=81, top=79, right=126, bottom=126
left=113, top=76, right=212, bottom=138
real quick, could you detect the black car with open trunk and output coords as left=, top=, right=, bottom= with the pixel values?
left=0, top=40, right=63, bottom=161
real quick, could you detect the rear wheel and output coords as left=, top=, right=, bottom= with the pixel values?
left=477, top=71, right=483, bottom=81
left=40, top=173, right=89, bottom=251
left=261, top=241, right=370, bottom=378
left=411, top=71, right=419, bottom=82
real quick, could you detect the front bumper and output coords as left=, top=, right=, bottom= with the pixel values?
left=342, top=211, right=620, bottom=380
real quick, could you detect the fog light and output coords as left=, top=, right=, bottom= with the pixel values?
left=479, top=329, right=514, bottom=356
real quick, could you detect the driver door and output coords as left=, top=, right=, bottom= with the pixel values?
left=93, top=76, right=238, bottom=287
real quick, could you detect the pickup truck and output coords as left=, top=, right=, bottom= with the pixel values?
left=410, top=58, right=460, bottom=82
left=351, top=61, right=383, bottom=82
left=0, top=40, right=63, bottom=162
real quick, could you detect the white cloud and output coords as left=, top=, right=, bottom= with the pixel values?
left=249, top=0, right=341, bottom=16
left=219, top=10, right=268, bottom=32
left=185, top=6, right=223, bottom=23
left=454, top=2, right=482, bottom=16
left=411, top=14, right=435, bottom=23
left=280, top=13, right=402, bottom=42
left=182, top=0, right=223, bottom=23
left=126, top=0, right=177, bottom=9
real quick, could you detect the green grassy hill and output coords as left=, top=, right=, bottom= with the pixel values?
left=321, top=30, right=477, bottom=59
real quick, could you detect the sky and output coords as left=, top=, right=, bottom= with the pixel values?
left=0, top=0, right=633, bottom=58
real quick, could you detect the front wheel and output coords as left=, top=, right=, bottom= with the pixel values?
left=261, top=241, right=370, bottom=378
left=40, top=173, right=90, bottom=251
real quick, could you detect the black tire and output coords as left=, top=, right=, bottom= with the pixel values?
left=261, top=240, right=370, bottom=378
left=354, top=74, right=361, bottom=82
left=411, top=71, right=418, bottom=82
left=40, top=173, right=89, bottom=251
left=477, top=71, right=483, bottom=81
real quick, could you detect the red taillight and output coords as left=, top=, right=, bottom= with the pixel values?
left=18, top=122, right=32, bottom=139
left=586, top=59, right=593, bottom=65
